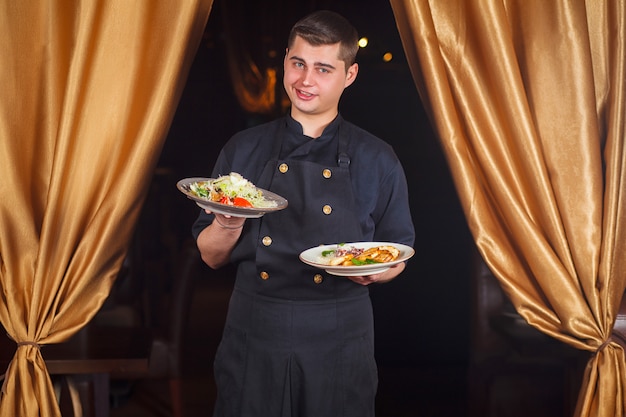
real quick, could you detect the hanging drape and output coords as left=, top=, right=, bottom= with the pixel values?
left=390, top=1, right=626, bottom=416
left=218, top=0, right=306, bottom=117
left=0, top=1, right=212, bottom=415
left=220, top=0, right=278, bottom=115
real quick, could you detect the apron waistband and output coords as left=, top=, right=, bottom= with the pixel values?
left=232, top=285, right=369, bottom=306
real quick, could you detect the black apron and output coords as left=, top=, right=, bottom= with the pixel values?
left=212, top=120, right=378, bottom=417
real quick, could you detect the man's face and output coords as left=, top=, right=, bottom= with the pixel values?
left=283, top=36, right=358, bottom=122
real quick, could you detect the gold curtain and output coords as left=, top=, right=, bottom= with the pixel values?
left=218, top=0, right=305, bottom=117
left=0, top=1, right=212, bottom=415
left=390, top=1, right=626, bottom=416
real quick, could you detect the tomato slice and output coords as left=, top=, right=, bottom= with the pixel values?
left=219, top=196, right=231, bottom=205
left=232, top=197, right=253, bottom=207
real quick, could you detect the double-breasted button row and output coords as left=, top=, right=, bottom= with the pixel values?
left=263, top=166, right=331, bottom=283
left=258, top=271, right=324, bottom=284
left=277, top=164, right=333, bottom=179
left=277, top=167, right=334, bottom=214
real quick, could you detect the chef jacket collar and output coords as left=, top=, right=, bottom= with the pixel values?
left=285, top=112, right=342, bottom=141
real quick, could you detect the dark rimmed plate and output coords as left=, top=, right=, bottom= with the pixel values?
left=177, top=177, right=288, bottom=219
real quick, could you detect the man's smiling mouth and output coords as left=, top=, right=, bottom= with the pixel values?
left=296, top=89, right=314, bottom=98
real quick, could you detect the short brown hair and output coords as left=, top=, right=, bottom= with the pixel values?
left=287, top=10, right=359, bottom=70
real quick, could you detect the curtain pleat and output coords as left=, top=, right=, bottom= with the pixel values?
left=0, top=1, right=213, bottom=415
left=219, top=0, right=284, bottom=116
left=390, top=1, right=626, bottom=416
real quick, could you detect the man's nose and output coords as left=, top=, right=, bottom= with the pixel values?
left=301, top=69, right=314, bottom=86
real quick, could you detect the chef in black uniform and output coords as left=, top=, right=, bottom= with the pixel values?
left=193, top=10, right=415, bottom=417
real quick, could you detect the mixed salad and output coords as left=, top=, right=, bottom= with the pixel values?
left=189, top=172, right=278, bottom=209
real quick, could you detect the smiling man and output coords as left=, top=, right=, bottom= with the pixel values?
left=192, top=10, right=415, bottom=417
left=283, top=31, right=358, bottom=137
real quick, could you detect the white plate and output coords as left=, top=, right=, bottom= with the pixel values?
left=177, top=177, right=288, bottom=219
left=299, top=242, right=415, bottom=276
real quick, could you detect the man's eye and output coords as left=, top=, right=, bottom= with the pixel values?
left=295, top=62, right=304, bottom=68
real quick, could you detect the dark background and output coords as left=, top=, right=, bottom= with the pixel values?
left=152, top=0, right=473, bottom=367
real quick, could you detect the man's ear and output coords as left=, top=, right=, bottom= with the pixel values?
left=344, top=63, right=359, bottom=88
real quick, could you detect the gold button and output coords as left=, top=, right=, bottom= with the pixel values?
left=260, top=271, right=269, bottom=280
left=262, top=236, right=272, bottom=246
left=322, top=169, right=332, bottom=178
left=322, top=205, right=332, bottom=215
left=279, top=163, right=289, bottom=173
left=313, top=274, right=323, bottom=284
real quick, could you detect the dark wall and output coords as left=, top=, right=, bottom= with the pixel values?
left=155, top=0, right=473, bottom=365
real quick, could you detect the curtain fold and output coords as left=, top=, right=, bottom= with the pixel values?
left=0, top=1, right=213, bottom=415
left=220, top=0, right=278, bottom=115
left=390, top=1, right=626, bottom=416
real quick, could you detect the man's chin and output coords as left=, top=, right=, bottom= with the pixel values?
left=291, top=104, right=318, bottom=117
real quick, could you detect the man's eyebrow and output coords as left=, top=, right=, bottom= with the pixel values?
left=289, top=55, right=336, bottom=71
left=315, top=62, right=336, bottom=70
